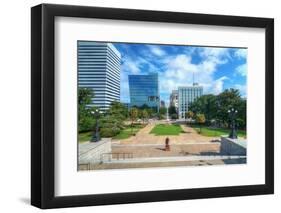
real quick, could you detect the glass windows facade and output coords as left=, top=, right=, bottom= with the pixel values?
left=128, top=73, right=160, bottom=111
left=78, top=41, right=121, bottom=111
left=178, top=86, right=203, bottom=119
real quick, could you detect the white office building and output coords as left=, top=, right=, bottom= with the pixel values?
left=178, top=84, right=203, bottom=119
left=78, top=41, right=121, bottom=111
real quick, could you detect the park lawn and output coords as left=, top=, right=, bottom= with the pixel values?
left=192, top=125, right=246, bottom=137
left=113, top=123, right=145, bottom=140
left=150, top=124, right=184, bottom=135
left=78, top=124, right=145, bottom=142
left=78, top=131, right=92, bottom=143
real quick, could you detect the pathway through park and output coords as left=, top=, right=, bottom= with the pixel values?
left=112, top=122, right=220, bottom=145
left=111, top=122, right=221, bottom=158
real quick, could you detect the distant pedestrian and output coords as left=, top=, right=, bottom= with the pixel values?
left=165, top=137, right=170, bottom=151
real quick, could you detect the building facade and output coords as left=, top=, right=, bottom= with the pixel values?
left=78, top=41, right=121, bottom=111
left=178, top=84, right=203, bottom=119
left=169, top=90, right=178, bottom=111
left=128, top=73, right=160, bottom=111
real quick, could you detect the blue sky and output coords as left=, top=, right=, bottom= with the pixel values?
left=113, top=43, right=247, bottom=105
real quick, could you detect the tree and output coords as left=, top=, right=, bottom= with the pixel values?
left=129, top=108, right=138, bottom=133
left=185, top=111, right=194, bottom=124
left=189, top=94, right=216, bottom=122
left=196, top=113, right=206, bottom=134
left=188, top=89, right=246, bottom=129
left=168, top=106, right=177, bottom=119
left=216, top=89, right=242, bottom=128
left=78, top=88, right=95, bottom=132
left=98, top=101, right=127, bottom=137
left=141, top=109, right=149, bottom=124
left=107, top=101, right=128, bottom=120
left=78, top=88, right=92, bottom=105
left=170, top=113, right=178, bottom=120
left=147, top=108, right=153, bottom=118
left=157, top=107, right=167, bottom=120
left=168, top=105, right=177, bottom=114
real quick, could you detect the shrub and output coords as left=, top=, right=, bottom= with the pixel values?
left=100, top=127, right=120, bottom=137
left=79, top=117, right=95, bottom=132
left=171, top=113, right=178, bottom=120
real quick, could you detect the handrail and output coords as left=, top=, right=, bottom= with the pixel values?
left=101, top=152, right=133, bottom=162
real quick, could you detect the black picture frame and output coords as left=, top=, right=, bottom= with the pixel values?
left=31, top=3, right=274, bottom=209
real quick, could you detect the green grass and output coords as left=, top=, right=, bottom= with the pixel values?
left=78, top=124, right=145, bottom=142
left=150, top=124, right=184, bottom=135
left=113, top=124, right=145, bottom=140
left=192, top=125, right=246, bottom=137
left=78, top=131, right=92, bottom=143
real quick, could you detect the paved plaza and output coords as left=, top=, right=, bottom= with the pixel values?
left=79, top=121, right=246, bottom=170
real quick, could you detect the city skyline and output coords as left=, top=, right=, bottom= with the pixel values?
left=77, top=41, right=248, bottom=171
left=114, top=42, right=247, bottom=105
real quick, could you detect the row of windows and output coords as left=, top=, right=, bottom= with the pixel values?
left=78, top=42, right=121, bottom=111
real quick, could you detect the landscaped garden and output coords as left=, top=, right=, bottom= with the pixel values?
left=78, top=123, right=146, bottom=142
left=79, top=131, right=93, bottom=143
left=113, top=123, right=145, bottom=139
left=78, top=88, right=168, bottom=143
left=150, top=124, right=184, bottom=135
left=191, top=125, right=246, bottom=138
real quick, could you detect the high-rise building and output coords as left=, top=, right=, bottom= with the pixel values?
left=170, top=90, right=178, bottom=111
left=78, top=41, right=121, bottom=111
left=178, top=84, right=203, bottom=119
left=128, top=73, right=160, bottom=111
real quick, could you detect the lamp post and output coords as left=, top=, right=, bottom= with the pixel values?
left=91, top=109, right=101, bottom=142
left=228, top=108, right=238, bottom=139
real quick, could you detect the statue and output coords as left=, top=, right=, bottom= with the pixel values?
left=165, top=137, right=170, bottom=151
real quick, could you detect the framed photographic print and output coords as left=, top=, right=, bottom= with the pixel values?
left=31, top=3, right=274, bottom=209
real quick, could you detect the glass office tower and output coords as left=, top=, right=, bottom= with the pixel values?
left=78, top=41, right=121, bottom=111
left=178, top=84, right=203, bottom=119
left=128, top=73, right=160, bottom=111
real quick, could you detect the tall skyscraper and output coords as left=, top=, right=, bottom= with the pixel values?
left=128, top=73, right=160, bottom=111
left=178, top=84, right=203, bottom=119
left=78, top=41, right=121, bottom=111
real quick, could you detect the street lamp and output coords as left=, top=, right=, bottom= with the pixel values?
left=228, top=108, right=238, bottom=139
left=91, top=109, right=101, bottom=142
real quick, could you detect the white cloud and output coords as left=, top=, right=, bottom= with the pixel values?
left=199, top=47, right=230, bottom=64
left=122, top=56, right=140, bottom=74
left=147, top=45, right=166, bottom=57
left=235, top=63, right=247, bottom=76
left=121, top=55, right=158, bottom=75
left=120, top=46, right=235, bottom=104
left=212, top=76, right=229, bottom=95
left=234, top=49, right=247, bottom=59
left=158, top=48, right=231, bottom=102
